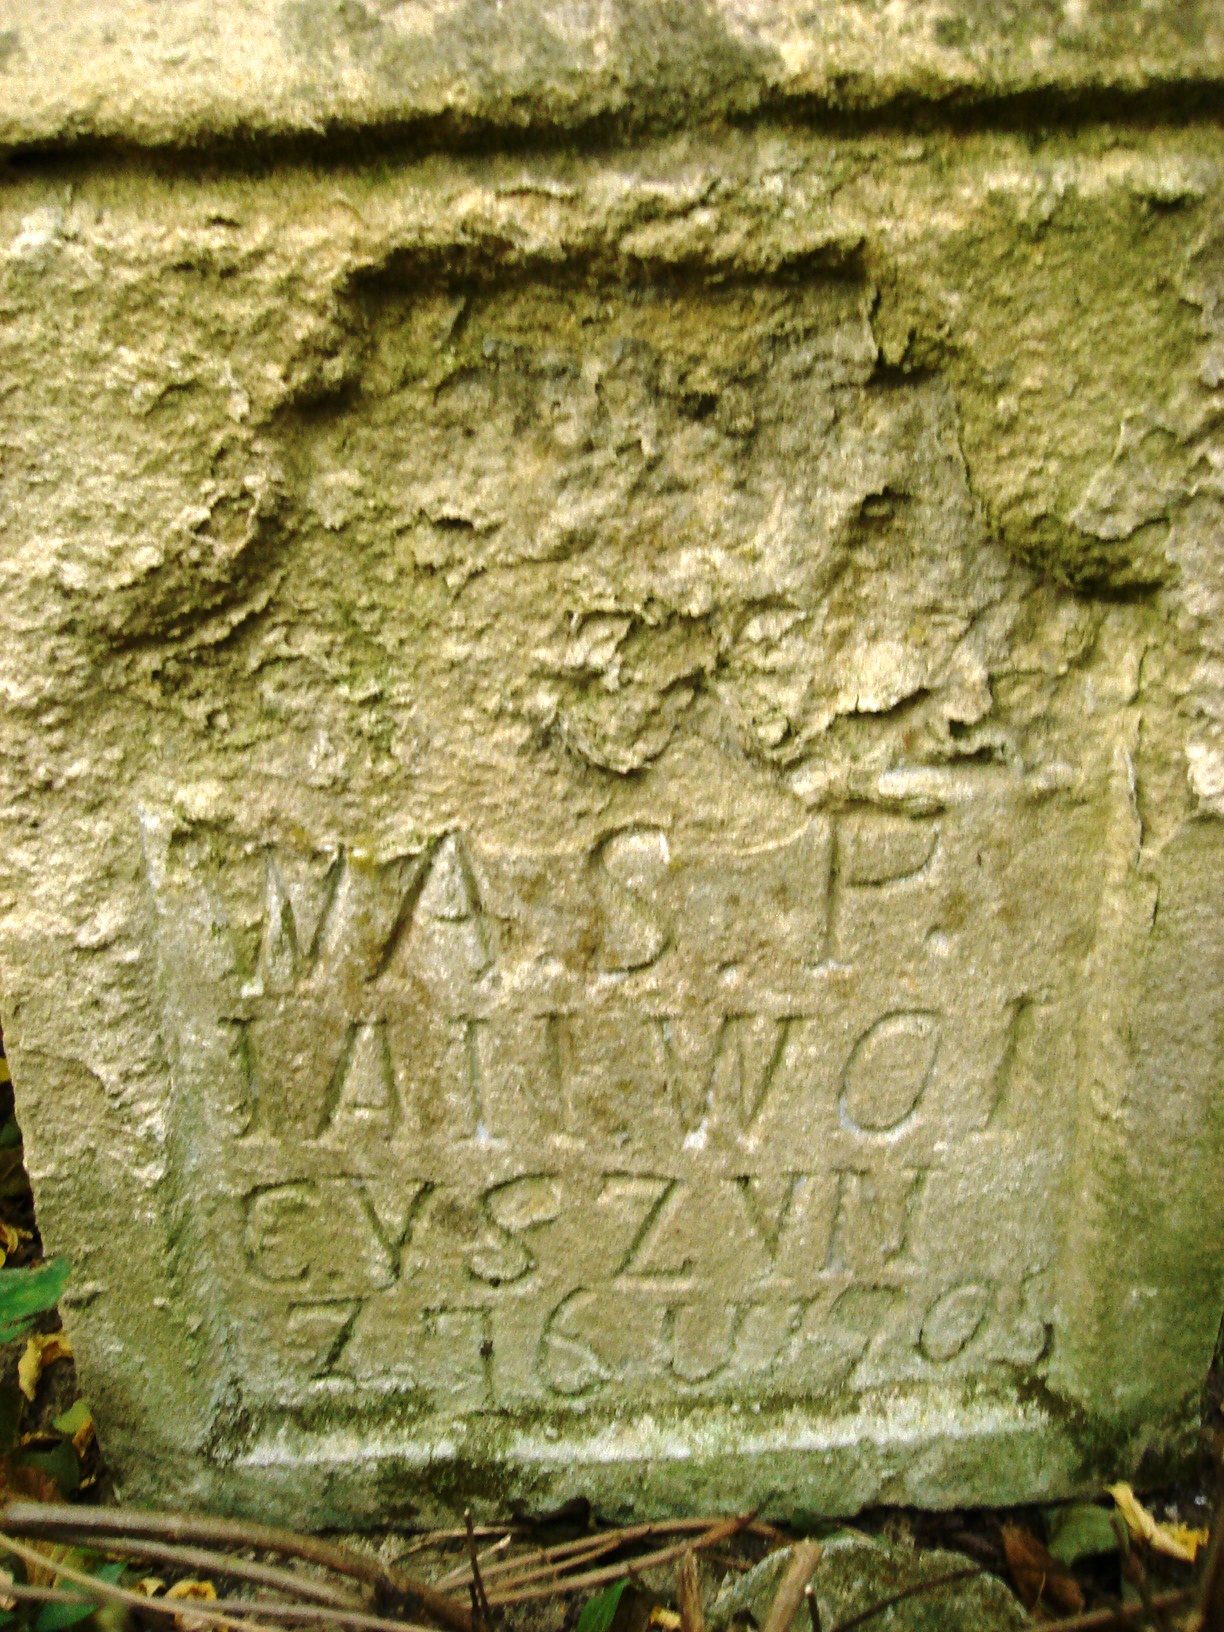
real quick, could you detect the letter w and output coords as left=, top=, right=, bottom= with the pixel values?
left=656, top=1015, right=792, bottom=1132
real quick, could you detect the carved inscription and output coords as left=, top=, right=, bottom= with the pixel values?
left=840, top=1012, right=939, bottom=1136
left=143, top=792, right=1095, bottom=1422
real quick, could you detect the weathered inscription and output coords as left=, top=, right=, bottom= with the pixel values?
left=143, top=788, right=1090, bottom=1423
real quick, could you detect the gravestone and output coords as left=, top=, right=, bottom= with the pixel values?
left=0, top=0, right=1223, bottom=1526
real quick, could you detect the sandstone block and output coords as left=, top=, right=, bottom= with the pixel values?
left=0, top=3, right=1223, bottom=1524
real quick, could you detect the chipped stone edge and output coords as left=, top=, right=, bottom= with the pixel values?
left=98, top=1381, right=1188, bottom=1525
left=1, top=2, right=1224, bottom=157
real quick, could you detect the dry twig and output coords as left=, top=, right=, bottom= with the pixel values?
left=446, top=1518, right=782, bottom=1594
left=804, top=1584, right=820, bottom=1632
left=761, top=1542, right=822, bottom=1632
left=1111, top=1511, right=1167, bottom=1632
left=398, top=1531, right=516, bottom=1558
left=464, top=1510, right=492, bottom=1632
left=0, top=1534, right=281, bottom=1632
left=1023, top=1590, right=1196, bottom=1632
left=467, top=1534, right=629, bottom=1595
left=677, top=1551, right=705, bottom=1632
left=705, top=1552, right=756, bottom=1576
left=70, top=1535, right=362, bottom=1609
left=485, top=1516, right=752, bottom=1608
left=434, top=1538, right=511, bottom=1593
left=0, top=1580, right=446, bottom=1632
left=0, top=1502, right=472, bottom=1632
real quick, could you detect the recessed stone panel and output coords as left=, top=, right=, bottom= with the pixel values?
left=141, top=783, right=1090, bottom=1428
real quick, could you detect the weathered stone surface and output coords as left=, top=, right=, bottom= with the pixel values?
left=0, top=1, right=1221, bottom=151
left=711, top=1538, right=1027, bottom=1632
left=1, top=8, right=1224, bottom=1525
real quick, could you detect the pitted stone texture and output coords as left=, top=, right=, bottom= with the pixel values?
left=1, top=126, right=1224, bottom=1523
left=711, top=1539, right=1027, bottom=1632
left=0, top=1, right=1222, bottom=150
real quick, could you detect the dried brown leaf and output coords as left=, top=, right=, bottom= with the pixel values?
left=1001, top=1523, right=1084, bottom=1614
left=0, top=1455, right=62, bottom=1503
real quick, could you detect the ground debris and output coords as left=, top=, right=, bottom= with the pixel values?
left=711, top=1536, right=1025, bottom=1632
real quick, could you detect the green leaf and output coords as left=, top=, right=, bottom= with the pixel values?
left=0, top=1120, right=21, bottom=1150
left=35, top=1563, right=123, bottom=1632
left=0, top=1258, right=69, bottom=1346
left=35, top=1593, right=95, bottom=1632
left=577, top=1581, right=628, bottom=1632
left=17, top=1438, right=80, bottom=1498
left=51, top=1400, right=91, bottom=1438
left=1046, top=1503, right=1123, bottom=1566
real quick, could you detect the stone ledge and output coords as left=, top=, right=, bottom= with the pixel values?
left=0, top=0, right=1222, bottom=154
left=127, top=1384, right=1158, bottom=1527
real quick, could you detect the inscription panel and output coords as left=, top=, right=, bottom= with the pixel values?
left=144, top=784, right=1093, bottom=1428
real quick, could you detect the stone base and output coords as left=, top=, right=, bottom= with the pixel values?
left=150, top=1385, right=1184, bottom=1528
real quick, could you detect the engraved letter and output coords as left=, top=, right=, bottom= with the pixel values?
left=840, top=1011, right=940, bottom=1136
